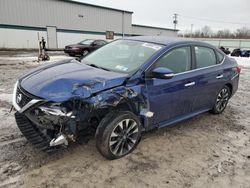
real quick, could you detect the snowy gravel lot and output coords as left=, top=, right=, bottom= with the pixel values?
left=0, top=51, right=250, bottom=188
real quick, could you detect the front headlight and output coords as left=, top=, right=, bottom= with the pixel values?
left=39, top=106, right=73, bottom=117
left=36, top=102, right=75, bottom=118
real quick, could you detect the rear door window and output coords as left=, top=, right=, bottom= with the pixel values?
left=216, top=51, right=224, bottom=63
left=194, top=46, right=217, bottom=68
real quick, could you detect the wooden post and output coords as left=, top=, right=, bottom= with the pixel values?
left=37, top=32, right=40, bottom=61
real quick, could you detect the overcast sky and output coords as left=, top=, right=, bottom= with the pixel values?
left=75, top=0, right=249, bottom=33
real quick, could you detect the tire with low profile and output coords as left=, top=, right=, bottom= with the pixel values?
left=95, top=111, right=142, bottom=160
left=211, top=85, right=231, bottom=114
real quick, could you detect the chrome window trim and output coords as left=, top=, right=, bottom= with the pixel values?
left=145, top=44, right=225, bottom=77
left=174, top=57, right=225, bottom=76
left=12, top=81, right=42, bottom=113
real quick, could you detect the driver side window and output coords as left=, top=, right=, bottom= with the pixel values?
left=154, top=47, right=191, bottom=74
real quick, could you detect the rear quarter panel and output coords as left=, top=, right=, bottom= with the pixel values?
left=222, top=57, right=239, bottom=96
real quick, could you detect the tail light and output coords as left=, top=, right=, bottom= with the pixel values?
left=236, top=65, right=241, bottom=74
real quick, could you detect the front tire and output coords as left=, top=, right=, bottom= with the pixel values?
left=82, top=49, right=89, bottom=56
left=211, top=85, right=231, bottom=114
left=95, top=111, right=141, bottom=160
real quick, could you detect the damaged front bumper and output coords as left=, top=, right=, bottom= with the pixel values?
left=12, top=82, right=79, bottom=147
left=13, top=79, right=151, bottom=150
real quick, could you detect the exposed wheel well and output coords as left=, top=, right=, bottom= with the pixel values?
left=114, top=102, right=138, bottom=115
left=86, top=102, right=139, bottom=131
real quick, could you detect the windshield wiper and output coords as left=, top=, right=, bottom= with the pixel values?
left=86, top=63, right=110, bottom=71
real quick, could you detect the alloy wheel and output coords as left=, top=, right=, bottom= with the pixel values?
left=215, top=87, right=230, bottom=112
left=109, top=119, right=139, bottom=156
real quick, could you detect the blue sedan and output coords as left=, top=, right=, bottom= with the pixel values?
left=13, top=36, right=240, bottom=159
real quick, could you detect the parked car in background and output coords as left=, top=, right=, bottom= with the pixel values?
left=231, top=48, right=250, bottom=57
left=219, top=46, right=231, bottom=55
left=64, top=39, right=107, bottom=56
left=13, top=37, right=240, bottom=159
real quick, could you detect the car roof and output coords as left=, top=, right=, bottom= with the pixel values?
left=123, top=36, right=214, bottom=47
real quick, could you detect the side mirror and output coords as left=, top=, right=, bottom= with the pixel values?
left=151, top=67, right=174, bottom=79
left=91, top=42, right=97, bottom=46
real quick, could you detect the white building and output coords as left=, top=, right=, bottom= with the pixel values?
left=0, top=0, right=178, bottom=49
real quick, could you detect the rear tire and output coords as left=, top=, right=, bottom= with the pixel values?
left=95, top=111, right=141, bottom=160
left=211, top=85, right=231, bottom=114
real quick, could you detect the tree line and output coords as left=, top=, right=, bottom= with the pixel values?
left=179, top=26, right=250, bottom=39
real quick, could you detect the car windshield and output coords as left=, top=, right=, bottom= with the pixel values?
left=79, top=39, right=94, bottom=45
left=83, top=40, right=163, bottom=74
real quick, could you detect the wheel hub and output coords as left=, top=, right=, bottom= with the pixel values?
left=109, top=119, right=139, bottom=156
left=216, top=88, right=229, bottom=112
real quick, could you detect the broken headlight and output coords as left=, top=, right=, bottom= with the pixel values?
left=27, top=102, right=75, bottom=130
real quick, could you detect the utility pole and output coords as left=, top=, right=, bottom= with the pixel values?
left=190, top=24, right=193, bottom=38
left=122, top=11, right=125, bottom=37
left=173, top=13, right=178, bottom=31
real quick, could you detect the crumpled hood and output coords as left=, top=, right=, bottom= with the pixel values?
left=20, top=59, right=128, bottom=102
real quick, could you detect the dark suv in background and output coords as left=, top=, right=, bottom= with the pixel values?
left=231, top=48, right=250, bottom=57
left=64, top=39, right=107, bottom=56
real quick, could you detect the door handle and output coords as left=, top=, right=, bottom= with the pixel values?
left=184, top=82, right=195, bottom=87
left=216, top=75, right=224, bottom=79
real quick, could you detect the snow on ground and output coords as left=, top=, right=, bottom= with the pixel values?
left=0, top=93, right=12, bottom=104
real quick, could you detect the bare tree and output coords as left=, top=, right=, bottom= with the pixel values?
left=235, top=27, right=250, bottom=39
left=178, top=26, right=250, bottom=39
left=193, top=30, right=201, bottom=38
left=216, top=29, right=232, bottom=38
left=201, top=26, right=212, bottom=38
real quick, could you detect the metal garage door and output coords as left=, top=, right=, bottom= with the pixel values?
left=46, top=26, right=58, bottom=49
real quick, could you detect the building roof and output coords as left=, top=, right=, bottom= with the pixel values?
left=132, top=24, right=178, bottom=32
left=59, top=0, right=133, bottom=13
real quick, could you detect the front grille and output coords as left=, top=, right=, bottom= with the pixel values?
left=16, top=87, right=33, bottom=108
